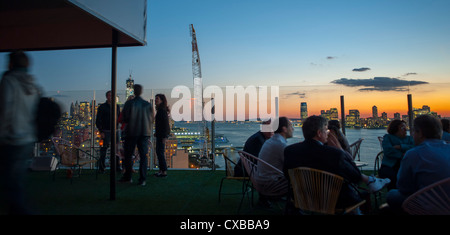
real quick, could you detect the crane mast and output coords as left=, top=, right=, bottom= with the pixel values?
left=190, top=24, right=203, bottom=122
left=190, top=24, right=208, bottom=160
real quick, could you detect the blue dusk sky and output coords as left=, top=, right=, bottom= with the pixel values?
left=1, top=0, right=450, bottom=117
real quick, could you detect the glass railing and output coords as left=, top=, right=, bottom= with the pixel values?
left=36, top=83, right=450, bottom=171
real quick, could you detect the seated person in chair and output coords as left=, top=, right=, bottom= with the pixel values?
left=256, top=117, right=293, bottom=206
left=284, top=115, right=390, bottom=214
left=385, top=115, right=450, bottom=214
left=234, top=120, right=273, bottom=177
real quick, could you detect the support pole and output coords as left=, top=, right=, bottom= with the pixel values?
left=340, top=95, right=346, bottom=135
left=407, top=94, right=413, bottom=131
left=91, top=98, right=96, bottom=169
left=110, top=29, right=118, bottom=201
left=211, top=96, right=215, bottom=171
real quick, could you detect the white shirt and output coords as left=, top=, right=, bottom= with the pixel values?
left=258, top=133, right=287, bottom=182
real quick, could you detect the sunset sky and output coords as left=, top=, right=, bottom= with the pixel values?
left=1, top=0, right=450, bottom=118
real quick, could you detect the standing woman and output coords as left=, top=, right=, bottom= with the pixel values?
left=380, top=119, right=414, bottom=190
left=154, top=94, right=170, bottom=177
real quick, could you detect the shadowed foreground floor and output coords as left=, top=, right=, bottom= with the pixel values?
left=2, top=169, right=286, bottom=215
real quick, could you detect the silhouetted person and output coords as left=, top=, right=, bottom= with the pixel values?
left=284, top=116, right=390, bottom=214
left=441, top=118, right=450, bottom=141
left=0, top=51, right=40, bottom=214
left=234, top=120, right=273, bottom=177
left=120, top=84, right=154, bottom=186
left=154, top=94, right=170, bottom=177
left=327, top=120, right=350, bottom=155
left=95, top=90, right=121, bottom=173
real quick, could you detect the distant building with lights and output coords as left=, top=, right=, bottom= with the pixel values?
left=300, top=102, right=308, bottom=120
left=126, top=74, right=134, bottom=100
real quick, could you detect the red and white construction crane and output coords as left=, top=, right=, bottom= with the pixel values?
left=190, top=24, right=210, bottom=162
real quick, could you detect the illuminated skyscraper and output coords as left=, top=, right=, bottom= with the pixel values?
left=346, top=109, right=360, bottom=127
left=372, top=105, right=378, bottom=119
left=329, top=108, right=338, bottom=120
left=300, top=102, right=308, bottom=120
left=126, top=74, right=134, bottom=100
left=321, top=108, right=338, bottom=120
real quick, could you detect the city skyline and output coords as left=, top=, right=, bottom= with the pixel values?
left=2, top=0, right=450, bottom=118
left=64, top=87, right=445, bottom=122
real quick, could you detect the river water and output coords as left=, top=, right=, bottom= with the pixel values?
left=175, top=121, right=389, bottom=171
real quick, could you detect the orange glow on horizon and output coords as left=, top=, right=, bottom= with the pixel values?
left=278, top=84, right=450, bottom=119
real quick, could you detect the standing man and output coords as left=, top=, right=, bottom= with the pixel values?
left=96, top=90, right=121, bottom=173
left=0, top=51, right=40, bottom=214
left=120, top=84, right=153, bottom=186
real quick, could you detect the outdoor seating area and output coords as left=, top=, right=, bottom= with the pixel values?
left=2, top=2, right=450, bottom=225
left=237, top=150, right=287, bottom=214
left=288, top=167, right=366, bottom=215
left=1, top=166, right=390, bottom=215
left=51, top=137, right=99, bottom=183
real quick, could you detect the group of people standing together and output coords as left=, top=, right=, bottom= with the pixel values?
left=234, top=113, right=450, bottom=214
left=0, top=51, right=172, bottom=214
left=95, top=86, right=170, bottom=186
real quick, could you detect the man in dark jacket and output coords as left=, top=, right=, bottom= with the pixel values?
left=284, top=116, right=388, bottom=214
left=120, top=84, right=153, bottom=186
left=96, top=90, right=120, bottom=173
left=234, top=120, right=273, bottom=177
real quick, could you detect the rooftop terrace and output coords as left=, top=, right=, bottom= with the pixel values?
left=1, top=168, right=387, bottom=216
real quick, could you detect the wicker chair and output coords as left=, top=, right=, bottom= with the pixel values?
left=402, top=177, right=450, bottom=215
left=52, top=137, right=98, bottom=183
left=288, top=167, right=365, bottom=215
left=218, top=150, right=249, bottom=202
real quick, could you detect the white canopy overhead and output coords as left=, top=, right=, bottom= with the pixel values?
left=0, top=0, right=147, bottom=51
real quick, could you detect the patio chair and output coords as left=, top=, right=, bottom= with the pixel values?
left=349, top=138, right=364, bottom=161
left=349, top=138, right=367, bottom=168
left=402, top=177, right=450, bottom=215
left=377, top=136, right=384, bottom=150
left=373, top=151, right=383, bottom=176
left=288, top=167, right=365, bottom=215
left=218, top=150, right=249, bottom=202
left=52, top=137, right=98, bottom=183
left=237, top=150, right=285, bottom=213
left=372, top=151, right=384, bottom=208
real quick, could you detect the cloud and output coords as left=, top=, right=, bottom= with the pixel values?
left=285, top=91, right=306, bottom=98
left=330, top=77, right=429, bottom=92
left=352, top=67, right=371, bottom=72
